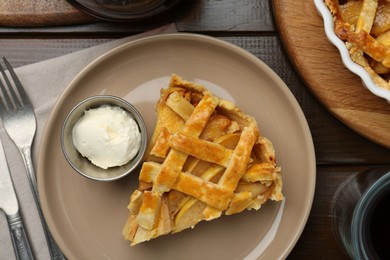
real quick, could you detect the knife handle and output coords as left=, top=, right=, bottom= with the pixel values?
left=7, top=211, right=34, bottom=260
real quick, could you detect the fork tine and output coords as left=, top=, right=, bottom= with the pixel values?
left=0, top=64, right=16, bottom=111
left=2, top=57, right=31, bottom=109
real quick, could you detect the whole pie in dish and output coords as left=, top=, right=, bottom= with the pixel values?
left=122, top=74, right=283, bottom=245
left=325, top=0, right=390, bottom=90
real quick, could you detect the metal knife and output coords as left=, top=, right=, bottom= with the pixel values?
left=0, top=137, right=34, bottom=260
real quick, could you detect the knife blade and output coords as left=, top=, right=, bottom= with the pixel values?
left=0, top=137, right=34, bottom=260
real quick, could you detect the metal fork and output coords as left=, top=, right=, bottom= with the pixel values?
left=0, top=57, right=66, bottom=260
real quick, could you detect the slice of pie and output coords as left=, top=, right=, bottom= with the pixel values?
left=122, top=74, right=283, bottom=245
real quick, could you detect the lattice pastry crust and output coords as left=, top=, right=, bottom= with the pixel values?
left=122, top=74, right=283, bottom=245
left=325, top=0, right=390, bottom=90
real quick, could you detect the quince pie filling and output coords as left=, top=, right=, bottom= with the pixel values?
left=122, top=74, right=283, bottom=245
left=325, top=0, right=390, bottom=89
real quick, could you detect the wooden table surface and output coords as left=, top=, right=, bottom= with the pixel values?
left=1, top=0, right=390, bottom=259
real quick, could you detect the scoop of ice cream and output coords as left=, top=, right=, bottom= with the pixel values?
left=72, top=105, right=141, bottom=169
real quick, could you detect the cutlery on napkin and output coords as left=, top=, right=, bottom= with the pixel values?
left=0, top=23, right=177, bottom=260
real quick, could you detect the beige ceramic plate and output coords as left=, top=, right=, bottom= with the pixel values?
left=37, top=34, right=316, bottom=259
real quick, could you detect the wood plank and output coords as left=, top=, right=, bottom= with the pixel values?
left=272, top=0, right=390, bottom=149
left=288, top=165, right=355, bottom=259
left=289, top=165, right=390, bottom=259
left=0, top=0, right=276, bottom=34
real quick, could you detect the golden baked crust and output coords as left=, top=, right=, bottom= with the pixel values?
left=325, top=0, right=390, bottom=90
left=122, top=74, right=283, bottom=245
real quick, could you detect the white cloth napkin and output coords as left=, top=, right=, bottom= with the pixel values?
left=0, top=23, right=177, bottom=260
